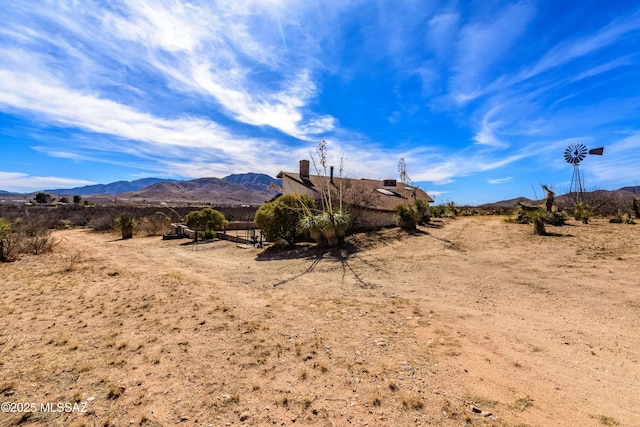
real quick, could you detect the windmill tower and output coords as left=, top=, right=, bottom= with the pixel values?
left=563, top=143, right=604, bottom=202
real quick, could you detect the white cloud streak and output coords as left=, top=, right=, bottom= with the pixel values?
left=0, top=172, right=95, bottom=193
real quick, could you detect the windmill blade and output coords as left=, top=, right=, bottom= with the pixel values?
left=589, top=147, right=604, bottom=155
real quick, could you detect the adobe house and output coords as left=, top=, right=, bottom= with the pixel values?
left=277, top=160, right=434, bottom=228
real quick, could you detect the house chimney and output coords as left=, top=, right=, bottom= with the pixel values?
left=330, top=166, right=334, bottom=184
left=300, top=159, right=310, bottom=180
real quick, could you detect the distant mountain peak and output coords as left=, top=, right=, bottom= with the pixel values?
left=222, top=173, right=280, bottom=195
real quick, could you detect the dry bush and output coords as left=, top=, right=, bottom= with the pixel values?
left=1, top=218, right=57, bottom=261
left=138, top=213, right=171, bottom=236
left=88, top=213, right=116, bottom=231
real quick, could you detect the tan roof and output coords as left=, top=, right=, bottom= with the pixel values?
left=277, top=172, right=433, bottom=212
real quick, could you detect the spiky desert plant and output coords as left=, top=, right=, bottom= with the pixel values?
left=573, top=202, right=592, bottom=224
left=300, top=140, right=351, bottom=247
left=115, top=214, right=136, bottom=239
left=542, top=184, right=555, bottom=213
left=320, top=211, right=351, bottom=247
left=414, top=199, right=431, bottom=224
left=393, top=204, right=419, bottom=230
left=529, top=208, right=547, bottom=235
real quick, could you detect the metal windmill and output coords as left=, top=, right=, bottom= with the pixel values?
left=563, top=143, right=604, bottom=202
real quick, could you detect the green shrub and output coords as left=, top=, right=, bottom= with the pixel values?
left=414, top=199, right=431, bottom=224
left=185, top=208, right=228, bottom=240
left=33, top=192, right=53, bottom=204
left=444, top=201, right=458, bottom=218
left=255, top=194, right=316, bottom=246
left=573, top=202, right=592, bottom=224
left=393, top=204, right=419, bottom=230
left=202, top=229, right=217, bottom=240
left=545, top=211, right=566, bottom=226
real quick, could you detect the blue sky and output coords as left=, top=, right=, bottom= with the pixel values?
left=1, top=1, right=639, bottom=204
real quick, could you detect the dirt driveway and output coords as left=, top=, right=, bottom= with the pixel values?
left=0, top=216, right=638, bottom=426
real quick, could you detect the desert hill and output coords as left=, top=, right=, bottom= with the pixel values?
left=223, top=173, right=280, bottom=194
left=117, top=177, right=273, bottom=205
left=479, top=188, right=638, bottom=215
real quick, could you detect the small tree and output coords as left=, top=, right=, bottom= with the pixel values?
left=185, top=208, right=228, bottom=240
left=34, top=192, right=53, bottom=204
left=115, top=214, right=136, bottom=239
left=255, top=194, right=315, bottom=246
left=73, top=195, right=82, bottom=204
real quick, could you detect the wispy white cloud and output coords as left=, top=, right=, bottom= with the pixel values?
left=473, top=106, right=507, bottom=147
left=0, top=172, right=95, bottom=193
left=588, top=132, right=640, bottom=185
left=488, top=177, right=512, bottom=184
left=0, top=69, right=258, bottom=154
left=450, top=2, right=535, bottom=103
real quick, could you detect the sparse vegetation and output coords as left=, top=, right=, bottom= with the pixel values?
left=510, top=396, right=534, bottom=411
left=508, top=203, right=566, bottom=233
left=401, top=396, right=424, bottom=410
left=0, top=216, right=57, bottom=260
left=597, top=415, right=620, bottom=426
left=0, top=205, right=637, bottom=426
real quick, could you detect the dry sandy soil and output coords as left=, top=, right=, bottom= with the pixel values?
left=0, top=216, right=639, bottom=426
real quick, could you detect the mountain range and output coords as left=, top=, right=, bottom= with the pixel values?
left=1, top=175, right=637, bottom=208
left=41, top=173, right=281, bottom=196
left=46, top=178, right=179, bottom=195
left=117, top=176, right=278, bottom=205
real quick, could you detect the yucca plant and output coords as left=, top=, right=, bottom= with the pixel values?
left=529, top=208, right=547, bottom=235
left=414, top=199, right=430, bottom=224
left=299, top=140, right=352, bottom=247
left=115, top=214, right=136, bottom=239
left=393, top=204, right=419, bottom=230
left=573, top=202, right=592, bottom=224
left=542, top=184, right=555, bottom=213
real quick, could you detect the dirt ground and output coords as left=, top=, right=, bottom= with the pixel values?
left=0, top=216, right=638, bottom=426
